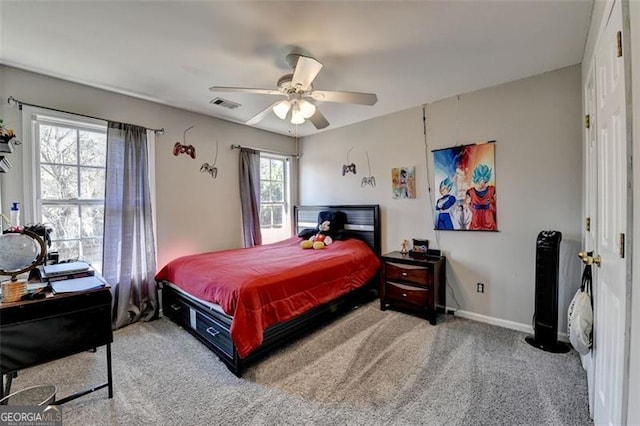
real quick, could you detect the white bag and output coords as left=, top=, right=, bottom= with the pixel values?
left=567, top=264, right=593, bottom=355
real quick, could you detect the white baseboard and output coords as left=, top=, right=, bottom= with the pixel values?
left=447, top=306, right=570, bottom=343
left=558, top=331, right=569, bottom=343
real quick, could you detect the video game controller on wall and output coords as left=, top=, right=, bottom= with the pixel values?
left=342, top=163, right=356, bottom=176
left=173, top=142, right=196, bottom=159
left=200, top=163, right=218, bottom=178
left=361, top=176, right=376, bottom=187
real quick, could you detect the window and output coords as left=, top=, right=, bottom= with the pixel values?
left=33, top=115, right=107, bottom=272
left=259, top=154, right=291, bottom=244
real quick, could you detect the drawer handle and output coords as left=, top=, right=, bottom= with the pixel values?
left=401, top=272, right=408, bottom=276
left=402, top=293, right=407, bottom=297
left=205, top=327, right=220, bottom=338
left=170, top=304, right=181, bottom=311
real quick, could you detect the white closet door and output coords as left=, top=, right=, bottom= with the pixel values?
left=592, top=1, right=629, bottom=424
left=582, top=63, right=597, bottom=418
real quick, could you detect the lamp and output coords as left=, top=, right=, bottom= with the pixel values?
left=273, top=100, right=291, bottom=120
left=290, top=102, right=305, bottom=124
left=298, top=99, right=316, bottom=119
left=272, top=97, right=316, bottom=124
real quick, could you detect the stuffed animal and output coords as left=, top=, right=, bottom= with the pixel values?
left=301, top=220, right=333, bottom=250
left=300, top=240, right=314, bottom=249
left=299, top=210, right=347, bottom=250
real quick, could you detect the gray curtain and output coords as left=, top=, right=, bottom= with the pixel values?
left=103, top=122, right=158, bottom=329
left=239, top=148, right=262, bottom=247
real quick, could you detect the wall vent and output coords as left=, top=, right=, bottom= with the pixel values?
left=210, top=97, right=241, bottom=109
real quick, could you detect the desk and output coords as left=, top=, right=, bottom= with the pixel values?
left=0, top=286, right=113, bottom=404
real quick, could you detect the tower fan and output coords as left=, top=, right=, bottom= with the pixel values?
left=525, top=230, right=570, bottom=353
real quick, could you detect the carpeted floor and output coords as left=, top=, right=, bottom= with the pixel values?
left=11, top=302, right=592, bottom=425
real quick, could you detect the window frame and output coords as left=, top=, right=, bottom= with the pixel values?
left=259, top=153, right=292, bottom=242
left=24, top=108, right=108, bottom=267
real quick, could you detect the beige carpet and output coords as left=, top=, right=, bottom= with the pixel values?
left=10, top=302, right=591, bottom=425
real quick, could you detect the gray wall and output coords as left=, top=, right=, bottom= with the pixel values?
left=299, top=65, right=583, bottom=330
left=0, top=65, right=295, bottom=270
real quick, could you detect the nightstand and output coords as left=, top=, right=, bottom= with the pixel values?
left=379, top=251, right=446, bottom=325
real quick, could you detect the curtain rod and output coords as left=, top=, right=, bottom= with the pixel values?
left=231, top=144, right=299, bottom=159
left=7, top=96, right=165, bottom=135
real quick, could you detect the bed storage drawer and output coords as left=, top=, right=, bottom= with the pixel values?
left=161, top=283, right=240, bottom=375
left=195, top=312, right=234, bottom=358
left=163, top=291, right=191, bottom=325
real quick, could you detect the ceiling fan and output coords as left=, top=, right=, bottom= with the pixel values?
left=209, top=54, right=377, bottom=130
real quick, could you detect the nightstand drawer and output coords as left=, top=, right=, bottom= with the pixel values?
left=385, top=281, right=431, bottom=307
left=385, top=262, right=430, bottom=286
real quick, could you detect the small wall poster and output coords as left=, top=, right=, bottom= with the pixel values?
left=433, top=142, right=497, bottom=231
left=391, top=166, right=416, bottom=199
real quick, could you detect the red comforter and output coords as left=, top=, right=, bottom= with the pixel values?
left=155, top=237, right=380, bottom=358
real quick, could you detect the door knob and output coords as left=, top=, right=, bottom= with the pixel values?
left=578, top=251, right=588, bottom=260
left=580, top=253, right=602, bottom=267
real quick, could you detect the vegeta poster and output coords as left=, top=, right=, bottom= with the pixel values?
left=432, top=142, right=497, bottom=231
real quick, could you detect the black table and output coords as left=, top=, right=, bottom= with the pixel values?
left=0, top=286, right=113, bottom=404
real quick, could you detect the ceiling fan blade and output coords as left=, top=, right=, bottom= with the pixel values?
left=291, top=56, right=323, bottom=91
left=246, top=101, right=282, bottom=125
left=209, top=86, right=280, bottom=96
left=308, top=109, right=330, bottom=129
left=310, top=90, right=377, bottom=106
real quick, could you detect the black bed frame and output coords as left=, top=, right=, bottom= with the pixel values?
left=160, top=204, right=381, bottom=377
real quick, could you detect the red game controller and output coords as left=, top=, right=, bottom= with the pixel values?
left=173, top=142, right=196, bottom=159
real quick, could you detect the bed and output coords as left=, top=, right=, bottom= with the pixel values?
left=156, top=204, right=381, bottom=377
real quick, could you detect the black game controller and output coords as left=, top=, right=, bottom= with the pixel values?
left=342, top=163, right=356, bottom=176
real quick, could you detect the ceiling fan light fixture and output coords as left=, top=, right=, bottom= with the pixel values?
left=273, top=100, right=291, bottom=120
left=212, top=53, right=377, bottom=130
left=299, top=99, right=316, bottom=119
left=290, top=103, right=305, bottom=124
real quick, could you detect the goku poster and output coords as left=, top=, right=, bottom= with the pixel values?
left=432, top=142, right=497, bottom=231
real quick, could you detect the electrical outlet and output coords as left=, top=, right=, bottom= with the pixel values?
left=477, top=282, right=485, bottom=293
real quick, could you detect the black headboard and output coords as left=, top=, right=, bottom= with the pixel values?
left=293, top=205, right=381, bottom=256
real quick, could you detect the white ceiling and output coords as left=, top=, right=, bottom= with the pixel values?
left=0, top=1, right=593, bottom=138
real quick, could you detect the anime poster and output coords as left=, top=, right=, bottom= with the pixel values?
left=391, top=166, right=416, bottom=199
left=432, top=142, right=497, bottom=231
